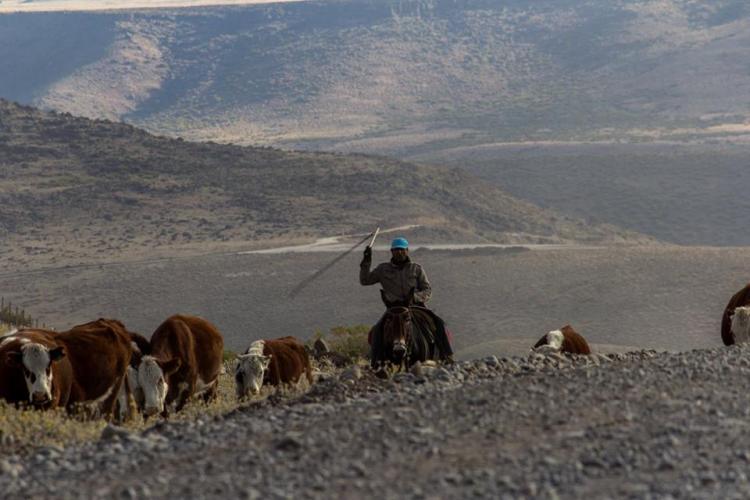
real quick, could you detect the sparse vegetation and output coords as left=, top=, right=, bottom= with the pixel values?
left=311, top=324, right=370, bottom=362
left=0, top=369, right=311, bottom=456
left=0, top=297, right=41, bottom=329
left=0, top=402, right=105, bottom=453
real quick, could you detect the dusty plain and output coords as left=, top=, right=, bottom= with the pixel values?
left=2, top=243, right=744, bottom=356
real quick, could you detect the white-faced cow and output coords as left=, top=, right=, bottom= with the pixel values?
left=533, top=325, right=591, bottom=355
left=1, top=320, right=133, bottom=420
left=115, top=330, right=151, bottom=422
left=722, top=284, right=750, bottom=345
left=137, top=314, right=224, bottom=417
left=0, top=329, right=72, bottom=408
left=235, top=336, right=312, bottom=399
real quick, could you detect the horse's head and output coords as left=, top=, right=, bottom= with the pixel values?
left=382, top=306, right=412, bottom=364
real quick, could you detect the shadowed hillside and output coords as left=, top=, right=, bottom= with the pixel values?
left=0, top=100, right=647, bottom=269
left=412, top=142, right=750, bottom=246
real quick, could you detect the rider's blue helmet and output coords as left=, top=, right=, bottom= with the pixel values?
left=391, top=237, right=409, bottom=250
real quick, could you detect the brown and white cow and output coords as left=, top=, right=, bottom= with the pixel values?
left=115, top=330, right=151, bottom=422
left=722, top=283, right=750, bottom=345
left=137, top=314, right=224, bottom=417
left=56, top=318, right=134, bottom=419
left=0, top=328, right=73, bottom=408
left=533, top=325, right=591, bottom=355
left=235, top=336, right=313, bottom=399
left=1, top=320, right=133, bottom=419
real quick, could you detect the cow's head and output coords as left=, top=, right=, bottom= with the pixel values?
left=234, top=354, right=271, bottom=399
left=731, top=307, right=750, bottom=344
left=532, top=329, right=564, bottom=353
left=136, top=355, right=181, bottom=417
left=5, top=343, right=65, bottom=405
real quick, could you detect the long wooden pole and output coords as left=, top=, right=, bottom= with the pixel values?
left=288, top=228, right=379, bottom=298
left=367, top=227, right=380, bottom=249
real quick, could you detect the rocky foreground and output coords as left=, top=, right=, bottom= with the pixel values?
left=3, top=347, right=750, bottom=499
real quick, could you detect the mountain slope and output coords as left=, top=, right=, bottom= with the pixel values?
left=3, top=1, right=750, bottom=152
left=412, top=141, right=750, bottom=246
left=0, top=100, right=648, bottom=269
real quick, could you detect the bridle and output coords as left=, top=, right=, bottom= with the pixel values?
left=385, top=306, right=413, bottom=369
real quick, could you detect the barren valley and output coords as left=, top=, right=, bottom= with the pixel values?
left=2, top=244, right=744, bottom=357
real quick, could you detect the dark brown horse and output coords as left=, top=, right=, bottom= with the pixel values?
left=378, top=306, right=437, bottom=372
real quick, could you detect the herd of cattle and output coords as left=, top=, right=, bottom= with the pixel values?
left=3, top=282, right=750, bottom=422
left=0, top=315, right=312, bottom=422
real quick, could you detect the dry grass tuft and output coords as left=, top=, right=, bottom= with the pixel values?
left=0, top=402, right=107, bottom=454
left=0, top=368, right=322, bottom=456
left=312, top=325, right=370, bottom=362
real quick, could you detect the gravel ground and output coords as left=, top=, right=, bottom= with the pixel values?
left=3, top=347, right=750, bottom=499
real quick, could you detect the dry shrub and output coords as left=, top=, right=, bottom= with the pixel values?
left=0, top=401, right=106, bottom=454
left=312, top=325, right=370, bottom=362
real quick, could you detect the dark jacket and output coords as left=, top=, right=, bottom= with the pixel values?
left=360, top=257, right=431, bottom=305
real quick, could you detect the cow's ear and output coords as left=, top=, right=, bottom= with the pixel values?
left=130, top=350, right=142, bottom=368
left=5, top=351, right=22, bottom=367
left=49, top=347, right=66, bottom=362
left=261, top=355, right=272, bottom=369
left=161, top=358, right=181, bottom=375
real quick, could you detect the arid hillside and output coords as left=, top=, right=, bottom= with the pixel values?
left=413, top=141, right=750, bottom=246
left=0, top=100, right=647, bottom=270
left=3, top=0, right=750, bottom=151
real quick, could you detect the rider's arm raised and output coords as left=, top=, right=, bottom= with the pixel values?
left=359, top=251, right=381, bottom=286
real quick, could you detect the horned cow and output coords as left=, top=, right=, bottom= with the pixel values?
left=235, top=336, right=313, bottom=399
left=533, top=325, right=591, bottom=355
left=137, top=314, right=224, bottom=417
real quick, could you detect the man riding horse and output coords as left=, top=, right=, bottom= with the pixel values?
left=360, top=237, right=454, bottom=369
